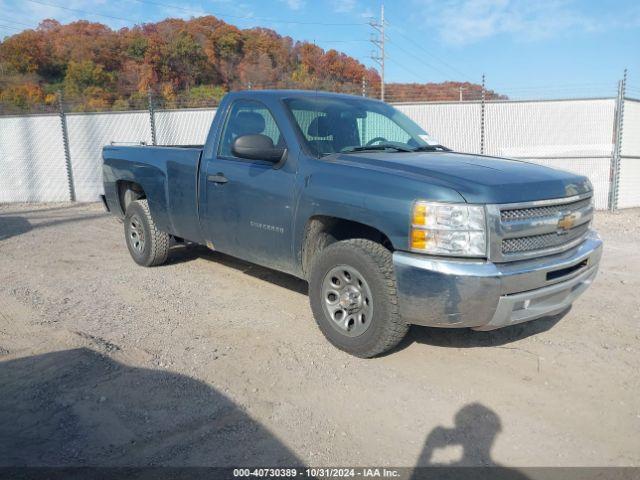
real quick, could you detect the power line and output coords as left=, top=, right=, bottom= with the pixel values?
left=0, top=23, right=26, bottom=32
left=25, top=0, right=135, bottom=24
left=129, top=0, right=367, bottom=26
left=23, top=0, right=369, bottom=32
left=318, top=39, right=369, bottom=43
left=385, top=19, right=474, bottom=82
left=385, top=57, right=424, bottom=83
left=0, top=18, right=39, bottom=29
left=0, top=15, right=368, bottom=46
left=385, top=37, right=453, bottom=80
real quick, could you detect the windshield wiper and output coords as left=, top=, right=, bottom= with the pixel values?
left=411, top=144, right=452, bottom=152
left=341, top=144, right=414, bottom=153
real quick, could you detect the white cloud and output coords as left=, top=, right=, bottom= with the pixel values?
left=332, top=0, right=357, bottom=14
left=280, top=0, right=305, bottom=10
left=412, top=0, right=640, bottom=45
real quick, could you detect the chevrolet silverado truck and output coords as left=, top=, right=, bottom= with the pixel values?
left=101, top=90, right=602, bottom=357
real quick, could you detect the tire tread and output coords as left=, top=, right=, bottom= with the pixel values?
left=126, top=199, right=170, bottom=267
left=310, top=238, right=409, bottom=357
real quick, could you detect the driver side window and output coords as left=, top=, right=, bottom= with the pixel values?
left=219, top=100, right=284, bottom=158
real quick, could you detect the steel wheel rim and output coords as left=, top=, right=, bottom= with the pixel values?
left=128, top=215, right=145, bottom=253
left=321, top=264, right=373, bottom=337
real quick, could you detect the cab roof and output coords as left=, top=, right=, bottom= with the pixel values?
left=224, top=89, right=384, bottom=103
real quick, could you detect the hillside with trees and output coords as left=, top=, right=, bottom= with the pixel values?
left=0, top=17, right=503, bottom=113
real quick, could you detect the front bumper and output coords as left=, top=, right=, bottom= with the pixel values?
left=393, top=230, right=602, bottom=330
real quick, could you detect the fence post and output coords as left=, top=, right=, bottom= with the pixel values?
left=57, top=90, right=76, bottom=202
left=480, top=73, right=486, bottom=155
left=148, top=87, right=157, bottom=146
left=609, top=69, right=627, bottom=212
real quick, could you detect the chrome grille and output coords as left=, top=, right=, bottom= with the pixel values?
left=488, top=193, right=594, bottom=262
left=502, top=223, right=590, bottom=254
left=501, top=198, right=591, bottom=222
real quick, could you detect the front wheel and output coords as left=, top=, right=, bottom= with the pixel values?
left=124, top=199, right=170, bottom=267
left=309, top=239, right=409, bottom=358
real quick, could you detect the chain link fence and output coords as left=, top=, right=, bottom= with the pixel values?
left=1, top=82, right=638, bottom=209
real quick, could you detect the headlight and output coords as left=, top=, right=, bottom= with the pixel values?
left=410, top=201, right=487, bottom=257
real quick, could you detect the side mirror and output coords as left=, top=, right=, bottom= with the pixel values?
left=232, top=134, right=285, bottom=162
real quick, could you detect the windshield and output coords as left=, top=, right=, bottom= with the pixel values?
left=284, top=96, right=445, bottom=157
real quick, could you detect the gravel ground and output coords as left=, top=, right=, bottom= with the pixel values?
left=0, top=202, right=638, bottom=468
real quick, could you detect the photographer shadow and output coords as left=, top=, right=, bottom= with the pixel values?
left=412, top=403, right=529, bottom=479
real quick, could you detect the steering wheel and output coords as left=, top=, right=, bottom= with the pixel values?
left=365, top=136, right=388, bottom=146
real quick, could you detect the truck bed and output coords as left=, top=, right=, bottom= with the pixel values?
left=102, top=145, right=205, bottom=244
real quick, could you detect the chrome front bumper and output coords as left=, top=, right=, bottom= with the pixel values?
left=393, top=230, right=602, bottom=330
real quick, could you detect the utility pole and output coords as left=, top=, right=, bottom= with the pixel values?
left=480, top=74, right=486, bottom=155
left=458, top=86, right=467, bottom=102
left=369, top=4, right=385, bottom=101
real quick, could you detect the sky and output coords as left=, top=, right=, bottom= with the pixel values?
left=0, top=0, right=639, bottom=98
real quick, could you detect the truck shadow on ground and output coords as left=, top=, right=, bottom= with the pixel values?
left=0, top=203, right=90, bottom=216
left=166, top=243, right=567, bottom=350
left=165, top=243, right=309, bottom=295
left=399, top=308, right=568, bottom=350
left=0, top=213, right=109, bottom=242
left=0, top=348, right=300, bottom=466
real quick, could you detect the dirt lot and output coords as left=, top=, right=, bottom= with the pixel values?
left=0, top=202, right=638, bottom=468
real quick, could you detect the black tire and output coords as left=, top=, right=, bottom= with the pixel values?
left=309, top=239, right=409, bottom=358
left=124, top=199, right=170, bottom=267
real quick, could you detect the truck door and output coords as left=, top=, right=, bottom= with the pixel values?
left=201, top=99, right=296, bottom=272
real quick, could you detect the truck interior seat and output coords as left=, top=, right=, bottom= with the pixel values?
left=307, top=116, right=336, bottom=156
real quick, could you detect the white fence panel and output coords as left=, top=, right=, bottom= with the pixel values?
left=156, top=108, right=216, bottom=145
left=395, top=102, right=481, bottom=154
left=484, top=99, right=615, bottom=158
left=482, top=100, right=616, bottom=210
left=617, top=99, right=640, bottom=209
left=520, top=157, right=611, bottom=210
left=66, top=111, right=151, bottom=202
left=398, top=99, right=616, bottom=210
left=621, top=99, right=640, bottom=156
left=0, top=114, right=68, bottom=202
left=618, top=157, right=640, bottom=209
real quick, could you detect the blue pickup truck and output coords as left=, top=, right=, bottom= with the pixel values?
left=102, top=90, right=602, bottom=357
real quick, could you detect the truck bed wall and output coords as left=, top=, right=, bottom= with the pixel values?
left=102, top=145, right=205, bottom=244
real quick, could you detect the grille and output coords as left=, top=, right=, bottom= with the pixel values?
left=501, top=198, right=591, bottom=222
left=502, top=223, right=590, bottom=254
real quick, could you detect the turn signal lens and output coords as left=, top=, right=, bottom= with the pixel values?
left=411, top=229, right=427, bottom=249
left=412, top=203, right=428, bottom=226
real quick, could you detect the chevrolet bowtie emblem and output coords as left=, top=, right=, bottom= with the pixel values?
left=557, top=213, right=577, bottom=232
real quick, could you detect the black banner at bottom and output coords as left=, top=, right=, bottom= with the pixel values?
left=0, top=467, right=638, bottom=480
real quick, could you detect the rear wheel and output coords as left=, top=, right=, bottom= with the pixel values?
left=309, top=239, right=409, bottom=358
left=124, top=199, right=170, bottom=267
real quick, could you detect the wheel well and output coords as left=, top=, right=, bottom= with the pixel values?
left=301, top=216, right=393, bottom=276
left=116, top=180, right=146, bottom=215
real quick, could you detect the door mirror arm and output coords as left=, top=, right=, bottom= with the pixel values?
left=272, top=148, right=287, bottom=170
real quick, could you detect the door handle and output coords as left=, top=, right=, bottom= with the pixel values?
left=207, top=173, right=228, bottom=184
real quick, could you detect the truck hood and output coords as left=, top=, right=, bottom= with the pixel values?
left=332, top=151, right=592, bottom=204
